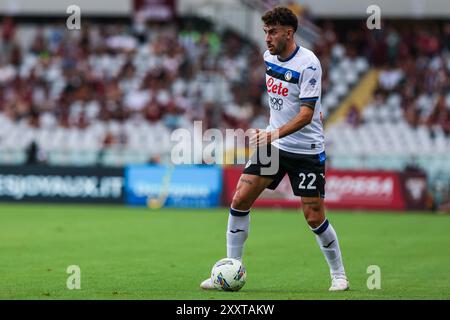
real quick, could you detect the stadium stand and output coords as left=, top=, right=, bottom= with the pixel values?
left=0, top=15, right=367, bottom=166
left=0, top=14, right=449, bottom=208
left=325, top=21, right=450, bottom=198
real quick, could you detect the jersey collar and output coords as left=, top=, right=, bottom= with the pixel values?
left=277, top=44, right=300, bottom=63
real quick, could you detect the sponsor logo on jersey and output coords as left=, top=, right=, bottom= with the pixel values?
left=307, top=66, right=317, bottom=71
left=284, top=70, right=292, bottom=81
left=269, top=96, right=284, bottom=111
left=266, top=77, right=289, bottom=96
left=309, top=78, right=317, bottom=88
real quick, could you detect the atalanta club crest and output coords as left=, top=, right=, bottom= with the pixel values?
left=284, top=70, right=292, bottom=81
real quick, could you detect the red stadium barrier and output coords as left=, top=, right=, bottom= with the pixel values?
left=324, top=170, right=405, bottom=210
left=222, top=167, right=428, bottom=210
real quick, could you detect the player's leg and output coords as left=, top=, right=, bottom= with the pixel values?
left=301, top=196, right=349, bottom=291
left=201, top=144, right=285, bottom=290
left=227, top=174, right=274, bottom=261
left=227, top=144, right=285, bottom=261
left=200, top=174, right=274, bottom=290
left=285, top=150, right=349, bottom=291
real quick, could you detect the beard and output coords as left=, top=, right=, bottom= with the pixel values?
left=268, top=40, right=286, bottom=56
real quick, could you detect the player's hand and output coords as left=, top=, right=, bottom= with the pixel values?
left=249, top=129, right=278, bottom=147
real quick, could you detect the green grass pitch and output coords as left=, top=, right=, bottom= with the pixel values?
left=0, top=203, right=449, bottom=300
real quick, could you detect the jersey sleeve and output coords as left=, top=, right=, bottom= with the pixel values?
left=299, top=63, right=321, bottom=106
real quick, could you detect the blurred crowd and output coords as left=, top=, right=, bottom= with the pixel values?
left=0, top=16, right=268, bottom=151
left=341, top=21, right=450, bottom=134
left=1, top=16, right=450, bottom=154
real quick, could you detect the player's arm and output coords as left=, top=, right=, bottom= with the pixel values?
left=250, top=104, right=314, bottom=146
left=276, top=104, right=315, bottom=139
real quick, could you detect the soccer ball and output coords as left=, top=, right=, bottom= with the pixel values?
left=211, top=258, right=246, bottom=291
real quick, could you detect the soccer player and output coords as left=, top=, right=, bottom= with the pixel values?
left=201, top=7, right=349, bottom=291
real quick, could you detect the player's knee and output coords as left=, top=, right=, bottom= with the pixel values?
left=303, top=206, right=324, bottom=228
left=231, top=193, right=252, bottom=211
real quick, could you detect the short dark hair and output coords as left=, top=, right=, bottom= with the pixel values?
left=261, top=7, right=298, bottom=33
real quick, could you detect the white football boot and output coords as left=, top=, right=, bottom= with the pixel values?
left=329, top=274, right=350, bottom=291
left=200, top=278, right=216, bottom=290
